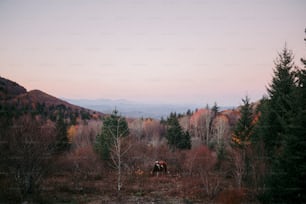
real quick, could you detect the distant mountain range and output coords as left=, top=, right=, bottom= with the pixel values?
left=64, top=98, right=235, bottom=119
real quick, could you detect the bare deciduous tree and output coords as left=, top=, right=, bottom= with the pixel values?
left=110, top=129, right=132, bottom=193
left=98, top=114, right=131, bottom=194
left=211, top=115, right=230, bottom=148
left=190, top=108, right=213, bottom=145
left=5, top=115, right=56, bottom=201
left=230, top=149, right=245, bottom=189
left=204, top=104, right=212, bottom=146
left=184, top=146, right=220, bottom=197
left=128, top=118, right=144, bottom=140
left=71, top=120, right=101, bottom=149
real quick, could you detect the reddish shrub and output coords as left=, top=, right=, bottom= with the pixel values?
left=184, top=145, right=216, bottom=175
left=215, top=188, right=247, bottom=204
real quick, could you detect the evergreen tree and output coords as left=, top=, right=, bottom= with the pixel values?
left=186, top=109, right=192, bottom=116
left=211, top=102, right=219, bottom=117
left=160, top=116, right=166, bottom=125
left=95, top=110, right=129, bottom=160
left=261, top=46, right=296, bottom=157
left=231, top=96, right=254, bottom=187
left=254, top=46, right=299, bottom=202
left=275, top=31, right=306, bottom=203
left=166, top=113, right=191, bottom=150
left=232, top=96, right=254, bottom=148
left=183, top=130, right=192, bottom=149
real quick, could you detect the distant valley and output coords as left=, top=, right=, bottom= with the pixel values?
left=64, top=98, right=235, bottom=119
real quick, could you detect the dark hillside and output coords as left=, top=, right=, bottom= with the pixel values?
left=0, top=76, right=27, bottom=100
left=0, top=76, right=103, bottom=122
left=16, top=89, right=88, bottom=112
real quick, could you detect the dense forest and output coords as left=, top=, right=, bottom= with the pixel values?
left=0, top=31, right=305, bottom=203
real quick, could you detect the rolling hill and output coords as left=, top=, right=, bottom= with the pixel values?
left=0, top=76, right=103, bottom=121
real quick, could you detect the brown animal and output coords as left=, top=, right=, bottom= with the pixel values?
left=151, top=160, right=167, bottom=176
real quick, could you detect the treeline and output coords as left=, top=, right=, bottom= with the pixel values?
left=0, top=102, right=92, bottom=124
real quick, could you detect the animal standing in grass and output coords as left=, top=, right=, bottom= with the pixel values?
left=151, top=160, right=167, bottom=176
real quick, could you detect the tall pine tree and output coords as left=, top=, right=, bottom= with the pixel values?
left=166, top=113, right=191, bottom=150
left=255, top=45, right=299, bottom=202
left=276, top=31, right=306, bottom=203
left=262, top=46, right=296, bottom=157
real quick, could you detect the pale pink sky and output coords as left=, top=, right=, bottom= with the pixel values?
left=0, top=0, right=305, bottom=106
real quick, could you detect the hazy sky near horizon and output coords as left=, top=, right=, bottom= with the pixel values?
left=1, top=0, right=305, bottom=106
